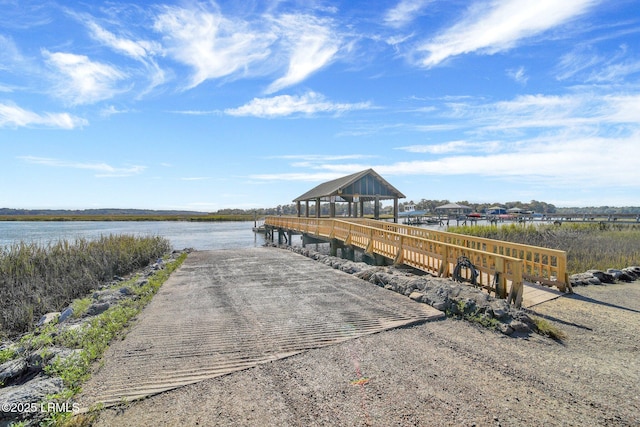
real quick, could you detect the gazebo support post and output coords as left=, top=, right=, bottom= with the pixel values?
left=394, top=198, right=399, bottom=223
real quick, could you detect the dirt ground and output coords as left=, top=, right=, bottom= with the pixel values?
left=92, top=279, right=639, bottom=427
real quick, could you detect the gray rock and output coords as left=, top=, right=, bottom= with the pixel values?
left=36, top=312, right=59, bottom=327
left=0, top=358, right=27, bottom=384
left=86, top=302, right=110, bottom=316
left=607, top=268, right=635, bottom=282
left=586, top=270, right=615, bottom=284
left=58, top=307, right=74, bottom=323
left=409, top=291, right=424, bottom=301
left=498, top=323, right=514, bottom=335
left=509, top=320, right=531, bottom=333
left=0, top=375, right=64, bottom=422
left=570, top=272, right=602, bottom=286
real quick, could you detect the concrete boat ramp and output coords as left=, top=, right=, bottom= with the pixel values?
left=78, top=248, right=443, bottom=409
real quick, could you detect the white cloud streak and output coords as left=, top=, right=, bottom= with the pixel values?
left=19, top=156, right=146, bottom=177
left=224, top=91, right=372, bottom=118
left=417, top=0, right=598, bottom=67
left=43, top=50, right=126, bottom=105
left=384, top=0, right=432, bottom=28
left=0, top=103, right=87, bottom=129
left=153, top=4, right=274, bottom=90
left=397, top=140, right=501, bottom=154
left=82, top=18, right=166, bottom=94
left=265, top=14, right=342, bottom=94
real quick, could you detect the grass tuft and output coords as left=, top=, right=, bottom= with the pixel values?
left=531, top=317, right=567, bottom=341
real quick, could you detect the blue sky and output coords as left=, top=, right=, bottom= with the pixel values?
left=1, top=0, right=639, bottom=211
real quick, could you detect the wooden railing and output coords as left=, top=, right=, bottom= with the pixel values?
left=264, top=216, right=540, bottom=307
left=352, top=219, right=569, bottom=292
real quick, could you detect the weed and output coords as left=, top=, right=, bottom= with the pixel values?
left=0, top=347, right=18, bottom=364
left=70, top=298, right=91, bottom=319
left=531, top=317, right=567, bottom=341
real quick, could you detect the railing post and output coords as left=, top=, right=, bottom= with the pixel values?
left=495, top=258, right=506, bottom=298
left=507, top=260, right=524, bottom=308
left=394, top=235, right=404, bottom=265
left=438, top=244, right=449, bottom=277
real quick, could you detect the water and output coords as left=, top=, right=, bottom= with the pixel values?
left=0, top=221, right=267, bottom=250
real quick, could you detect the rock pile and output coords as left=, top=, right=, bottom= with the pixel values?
left=269, top=244, right=537, bottom=336
left=570, top=266, right=640, bottom=287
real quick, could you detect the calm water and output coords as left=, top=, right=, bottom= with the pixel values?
left=0, top=221, right=267, bottom=250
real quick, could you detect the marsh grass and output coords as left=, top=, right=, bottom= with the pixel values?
left=449, top=223, right=640, bottom=274
left=0, top=235, right=172, bottom=338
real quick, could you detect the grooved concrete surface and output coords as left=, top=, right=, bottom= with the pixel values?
left=78, top=248, right=443, bottom=409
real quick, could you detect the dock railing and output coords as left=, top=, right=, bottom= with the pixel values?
left=351, top=219, right=570, bottom=292
left=264, top=216, right=565, bottom=307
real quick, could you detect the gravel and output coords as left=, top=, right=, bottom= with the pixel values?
left=90, top=277, right=640, bottom=427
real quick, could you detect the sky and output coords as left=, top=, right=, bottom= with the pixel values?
left=1, top=0, right=639, bottom=211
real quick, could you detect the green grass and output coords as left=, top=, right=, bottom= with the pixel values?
left=531, top=316, right=567, bottom=341
left=448, top=223, right=640, bottom=274
left=0, top=234, right=172, bottom=339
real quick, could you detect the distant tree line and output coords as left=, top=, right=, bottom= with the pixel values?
left=232, top=200, right=640, bottom=216
left=2, top=202, right=639, bottom=218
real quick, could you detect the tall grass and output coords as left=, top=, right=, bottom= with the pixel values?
left=0, top=234, right=171, bottom=338
left=448, top=223, right=640, bottom=274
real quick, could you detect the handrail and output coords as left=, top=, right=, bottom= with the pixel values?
left=352, top=218, right=569, bottom=291
left=264, top=216, right=532, bottom=306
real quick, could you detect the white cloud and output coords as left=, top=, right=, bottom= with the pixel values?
left=555, top=49, right=603, bottom=81
left=0, top=103, right=87, bottom=129
left=248, top=172, right=347, bottom=183
left=384, top=0, right=432, bottom=28
left=43, top=50, right=126, bottom=105
left=556, top=45, right=640, bottom=83
left=224, top=91, right=372, bottom=118
left=99, top=105, right=130, bottom=117
left=507, top=66, right=528, bottom=84
left=19, top=156, right=146, bottom=177
left=0, top=35, right=23, bottom=72
left=397, top=140, right=501, bottom=154
left=82, top=18, right=166, bottom=94
left=84, top=20, right=158, bottom=60
left=417, top=0, right=598, bottom=67
left=265, top=14, right=342, bottom=94
left=250, top=130, right=640, bottom=190
left=153, top=4, right=274, bottom=90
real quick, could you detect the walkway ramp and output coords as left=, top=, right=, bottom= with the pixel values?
left=78, top=248, right=443, bottom=408
left=522, top=282, right=564, bottom=308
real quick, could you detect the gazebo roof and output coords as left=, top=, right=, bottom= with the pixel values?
left=435, top=203, right=472, bottom=210
left=293, top=169, right=405, bottom=203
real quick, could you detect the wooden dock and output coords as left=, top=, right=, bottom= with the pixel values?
left=265, top=216, right=571, bottom=308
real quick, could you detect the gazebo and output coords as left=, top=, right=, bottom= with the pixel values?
left=435, top=203, right=473, bottom=217
left=293, top=169, right=406, bottom=223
